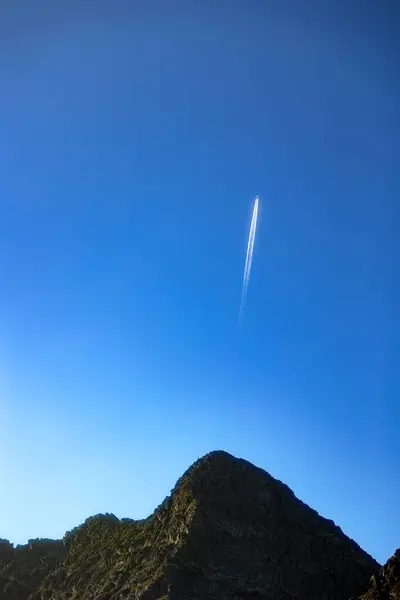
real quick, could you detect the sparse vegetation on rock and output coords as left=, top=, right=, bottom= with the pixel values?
left=355, top=549, right=400, bottom=600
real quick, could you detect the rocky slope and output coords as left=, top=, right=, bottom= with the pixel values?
left=356, top=549, right=400, bottom=600
left=2, top=451, right=382, bottom=600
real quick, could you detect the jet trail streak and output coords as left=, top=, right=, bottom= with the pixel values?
left=239, top=196, right=259, bottom=323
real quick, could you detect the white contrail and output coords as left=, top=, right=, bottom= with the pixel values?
left=239, top=196, right=259, bottom=323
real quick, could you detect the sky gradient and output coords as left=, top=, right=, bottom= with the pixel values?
left=0, top=1, right=398, bottom=565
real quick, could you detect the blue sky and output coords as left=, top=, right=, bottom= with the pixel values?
left=0, top=1, right=398, bottom=565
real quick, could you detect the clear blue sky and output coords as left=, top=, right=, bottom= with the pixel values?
left=0, top=1, right=398, bottom=565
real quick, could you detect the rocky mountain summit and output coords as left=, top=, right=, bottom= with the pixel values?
left=1, top=450, right=390, bottom=600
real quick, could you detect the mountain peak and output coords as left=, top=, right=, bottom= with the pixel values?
left=1, top=452, right=383, bottom=600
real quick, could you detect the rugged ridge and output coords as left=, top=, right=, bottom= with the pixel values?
left=2, top=451, right=382, bottom=600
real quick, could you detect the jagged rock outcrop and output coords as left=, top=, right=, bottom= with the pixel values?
left=355, top=549, right=400, bottom=600
left=0, top=540, right=14, bottom=569
left=0, top=538, right=63, bottom=600
left=2, top=451, right=384, bottom=600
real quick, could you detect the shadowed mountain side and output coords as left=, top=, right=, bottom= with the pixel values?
left=0, top=539, right=63, bottom=600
